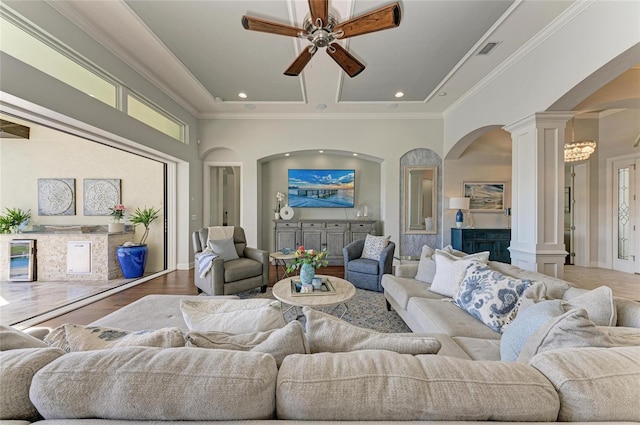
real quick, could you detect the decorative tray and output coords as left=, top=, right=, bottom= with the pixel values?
left=290, top=278, right=336, bottom=296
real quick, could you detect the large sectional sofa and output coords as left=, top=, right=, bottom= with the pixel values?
left=1, top=247, right=639, bottom=424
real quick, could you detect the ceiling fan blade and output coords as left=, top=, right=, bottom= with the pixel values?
left=326, top=44, right=365, bottom=78
left=241, top=15, right=303, bottom=37
left=334, top=2, right=401, bottom=39
left=284, top=47, right=316, bottom=76
left=308, top=0, right=329, bottom=26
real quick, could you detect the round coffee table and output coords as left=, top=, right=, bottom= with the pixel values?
left=272, top=274, right=356, bottom=319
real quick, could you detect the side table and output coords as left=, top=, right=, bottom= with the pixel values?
left=269, top=252, right=296, bottom=281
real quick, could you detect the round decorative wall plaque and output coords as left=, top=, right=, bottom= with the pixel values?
left=280, top=204, right=294, bottom=220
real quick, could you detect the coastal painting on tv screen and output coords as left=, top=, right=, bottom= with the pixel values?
left=288, top=169, right=355, bottom=208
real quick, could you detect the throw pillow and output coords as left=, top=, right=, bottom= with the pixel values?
left=441, top=244, right=468, bottom=257
left=0, top=325, right=48, bottom=351
left=453, top=261, right=532, bottom=334
left=429, top=250, right=490, bottom=297
left=43, top=324, right=185, bottom=352
left=185, top=320, right=308, bottom=367
left=180, top=298, right=286, bottom=333
left=361, top=234, right=391, bottom=260
left=517, top=308, right=618, bottom=363
left=415, top=245, right=436, bottom=283
left=500, top=300, right=565, bottom=362
left=208, top=237, right=239, bottom=262
left=563, top=285, right=617, bottom=326
left=303, top=307, right=441, bottom=354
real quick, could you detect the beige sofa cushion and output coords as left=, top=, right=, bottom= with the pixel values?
left=0, top=348, right=65, bottom=421
left=180, top=298, right=286, bottom=333
left=452, top=336, right=501, bottom=361
left=406, top=297, right=501, bottom=339
left=0, top=325, right=48, bottom=351
left=381, top=274, right=443, bottom=310
left=44, top=324, right=185, bottom=352
left=185, top=320, right=308, bottom=367
left=530, top=346, right=640, bottom=422
left=563, top=286, right=617, bottom=326
left=30, top=346, right=277, bottom=421
left=277, top=350, right=559, bottom=421
left=303, top=307, right=441, bottom=355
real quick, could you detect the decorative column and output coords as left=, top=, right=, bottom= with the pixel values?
left=503, top=112, right=573, bottom=278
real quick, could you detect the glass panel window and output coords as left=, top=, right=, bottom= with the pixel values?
left=617, top=167, right=630, bottom=260
left=127, top=95, right=184, bottom=142
left=0, top=16, right=117, bottom=107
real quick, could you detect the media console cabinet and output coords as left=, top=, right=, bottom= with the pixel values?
left=273, top=219, right=376, bottom=265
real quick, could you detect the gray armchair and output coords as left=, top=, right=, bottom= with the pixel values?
left=343, top=238, right=395, bottom=292
left=192, top=227, right=268, bottom=295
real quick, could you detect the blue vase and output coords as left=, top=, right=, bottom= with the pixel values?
left=116, top=245, right=148, bottom=278
left=299, top=263, right=315, bottom=285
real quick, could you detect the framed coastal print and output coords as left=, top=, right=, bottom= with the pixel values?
left=463, top=182, right=505, bottom=212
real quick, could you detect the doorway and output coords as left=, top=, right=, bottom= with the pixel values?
left=204, top=164, right=241, bottom=227
left=611, top=156, right=639, bottom=274
left=565, top=164, right=590, bottom=267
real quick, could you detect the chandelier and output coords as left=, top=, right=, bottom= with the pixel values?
left=564, top=119, right=596, bottom=163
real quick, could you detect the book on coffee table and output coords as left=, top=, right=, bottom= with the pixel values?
left=290, top=278, right=336, bottom=296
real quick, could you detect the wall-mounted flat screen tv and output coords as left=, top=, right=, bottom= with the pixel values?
left=288, top=169, right=355, bottom=208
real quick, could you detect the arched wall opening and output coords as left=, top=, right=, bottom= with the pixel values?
left=259, top=150, right=384, bottom=252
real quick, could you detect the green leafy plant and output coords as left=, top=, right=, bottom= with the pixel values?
left=0, top=207, right=31, bottom=234
left=129, top=206, right=161, bottom=245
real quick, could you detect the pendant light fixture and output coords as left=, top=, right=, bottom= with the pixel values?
left=564, top=118, right=596, bottom=163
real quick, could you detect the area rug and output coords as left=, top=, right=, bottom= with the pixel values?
left=236, top=286, right=411, bottom=333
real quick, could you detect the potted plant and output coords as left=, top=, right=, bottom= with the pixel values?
left=116, top=206, right=161, bottom=278
left=0, top=207, right=31, bottom=234
left=108, top=204, right=126, bottom=233
left=286, top=245, right=329, bottom=286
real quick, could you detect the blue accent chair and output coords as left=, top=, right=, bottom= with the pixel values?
left=342, top=239, right=395, bottom=292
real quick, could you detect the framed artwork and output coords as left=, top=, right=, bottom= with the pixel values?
left=463, top=182, right=505, bottom=212
left=38, top=178, right=75, bottom=216
left=84, top=179, right=121, bottom=216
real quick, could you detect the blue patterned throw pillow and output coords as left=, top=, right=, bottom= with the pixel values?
left=453, top=262, right=532, bottom=334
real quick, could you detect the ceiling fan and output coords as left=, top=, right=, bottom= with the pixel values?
left=241, top=0, right=401, bottom=78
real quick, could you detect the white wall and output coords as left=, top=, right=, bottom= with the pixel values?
left=199, top=118, right=443, bottom=249
left=0, top=115, right=165, bottom=272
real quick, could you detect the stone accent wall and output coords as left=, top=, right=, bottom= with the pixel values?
left=0, top=231, right=134, bottom=281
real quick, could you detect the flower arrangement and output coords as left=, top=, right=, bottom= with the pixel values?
left=109, top=204, right=126, bottom=223
left=286, top=245, right=329, bottom=273
left=275, top=191, right=285, bottom=213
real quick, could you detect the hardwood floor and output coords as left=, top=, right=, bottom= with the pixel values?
left=29, top=264, right=639, bottom=330
left=32, top=266, right=345, bottom=329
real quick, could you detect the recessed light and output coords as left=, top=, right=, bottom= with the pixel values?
left=319, top=150, right=324, bottom=153
left=238, top=92, right=248, bottom=99
left=244, top=104, right=256, bottom=110
left=285, top=153, right=290, bottom=157
left=353, top=153, right=358, bottom=156
left=394, top=91, right=404, bottom=98
left=316, top=103, right=327, bottom=110
left=439, top=92, right=447, bottom=97
left=387, top=103, right=398, bottom=109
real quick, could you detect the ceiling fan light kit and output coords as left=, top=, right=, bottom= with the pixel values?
left=242, top=0, right=401, bottom=78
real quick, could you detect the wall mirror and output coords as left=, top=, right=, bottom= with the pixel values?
left=404, top=166, right=437, bottom=234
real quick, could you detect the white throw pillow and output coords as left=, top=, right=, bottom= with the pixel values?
left=208, top=237, right=239, bottom=262
left=415, top=245, right=436, bottom=283
left=429, top=250, right=490, bottom=297
left=180, top=299, right=286, bottom=333
left=563, top=286, right=617, bottom=326
left=361, top=234, right=391, bottom=260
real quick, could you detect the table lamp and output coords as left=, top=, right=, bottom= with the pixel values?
left=449, top=197, right=470, bottom=229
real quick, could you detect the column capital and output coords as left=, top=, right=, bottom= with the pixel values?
left=503, top=112, right=575, bottom=133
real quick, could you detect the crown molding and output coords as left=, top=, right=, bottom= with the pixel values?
left=199, top=112, right=442, bottom=120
